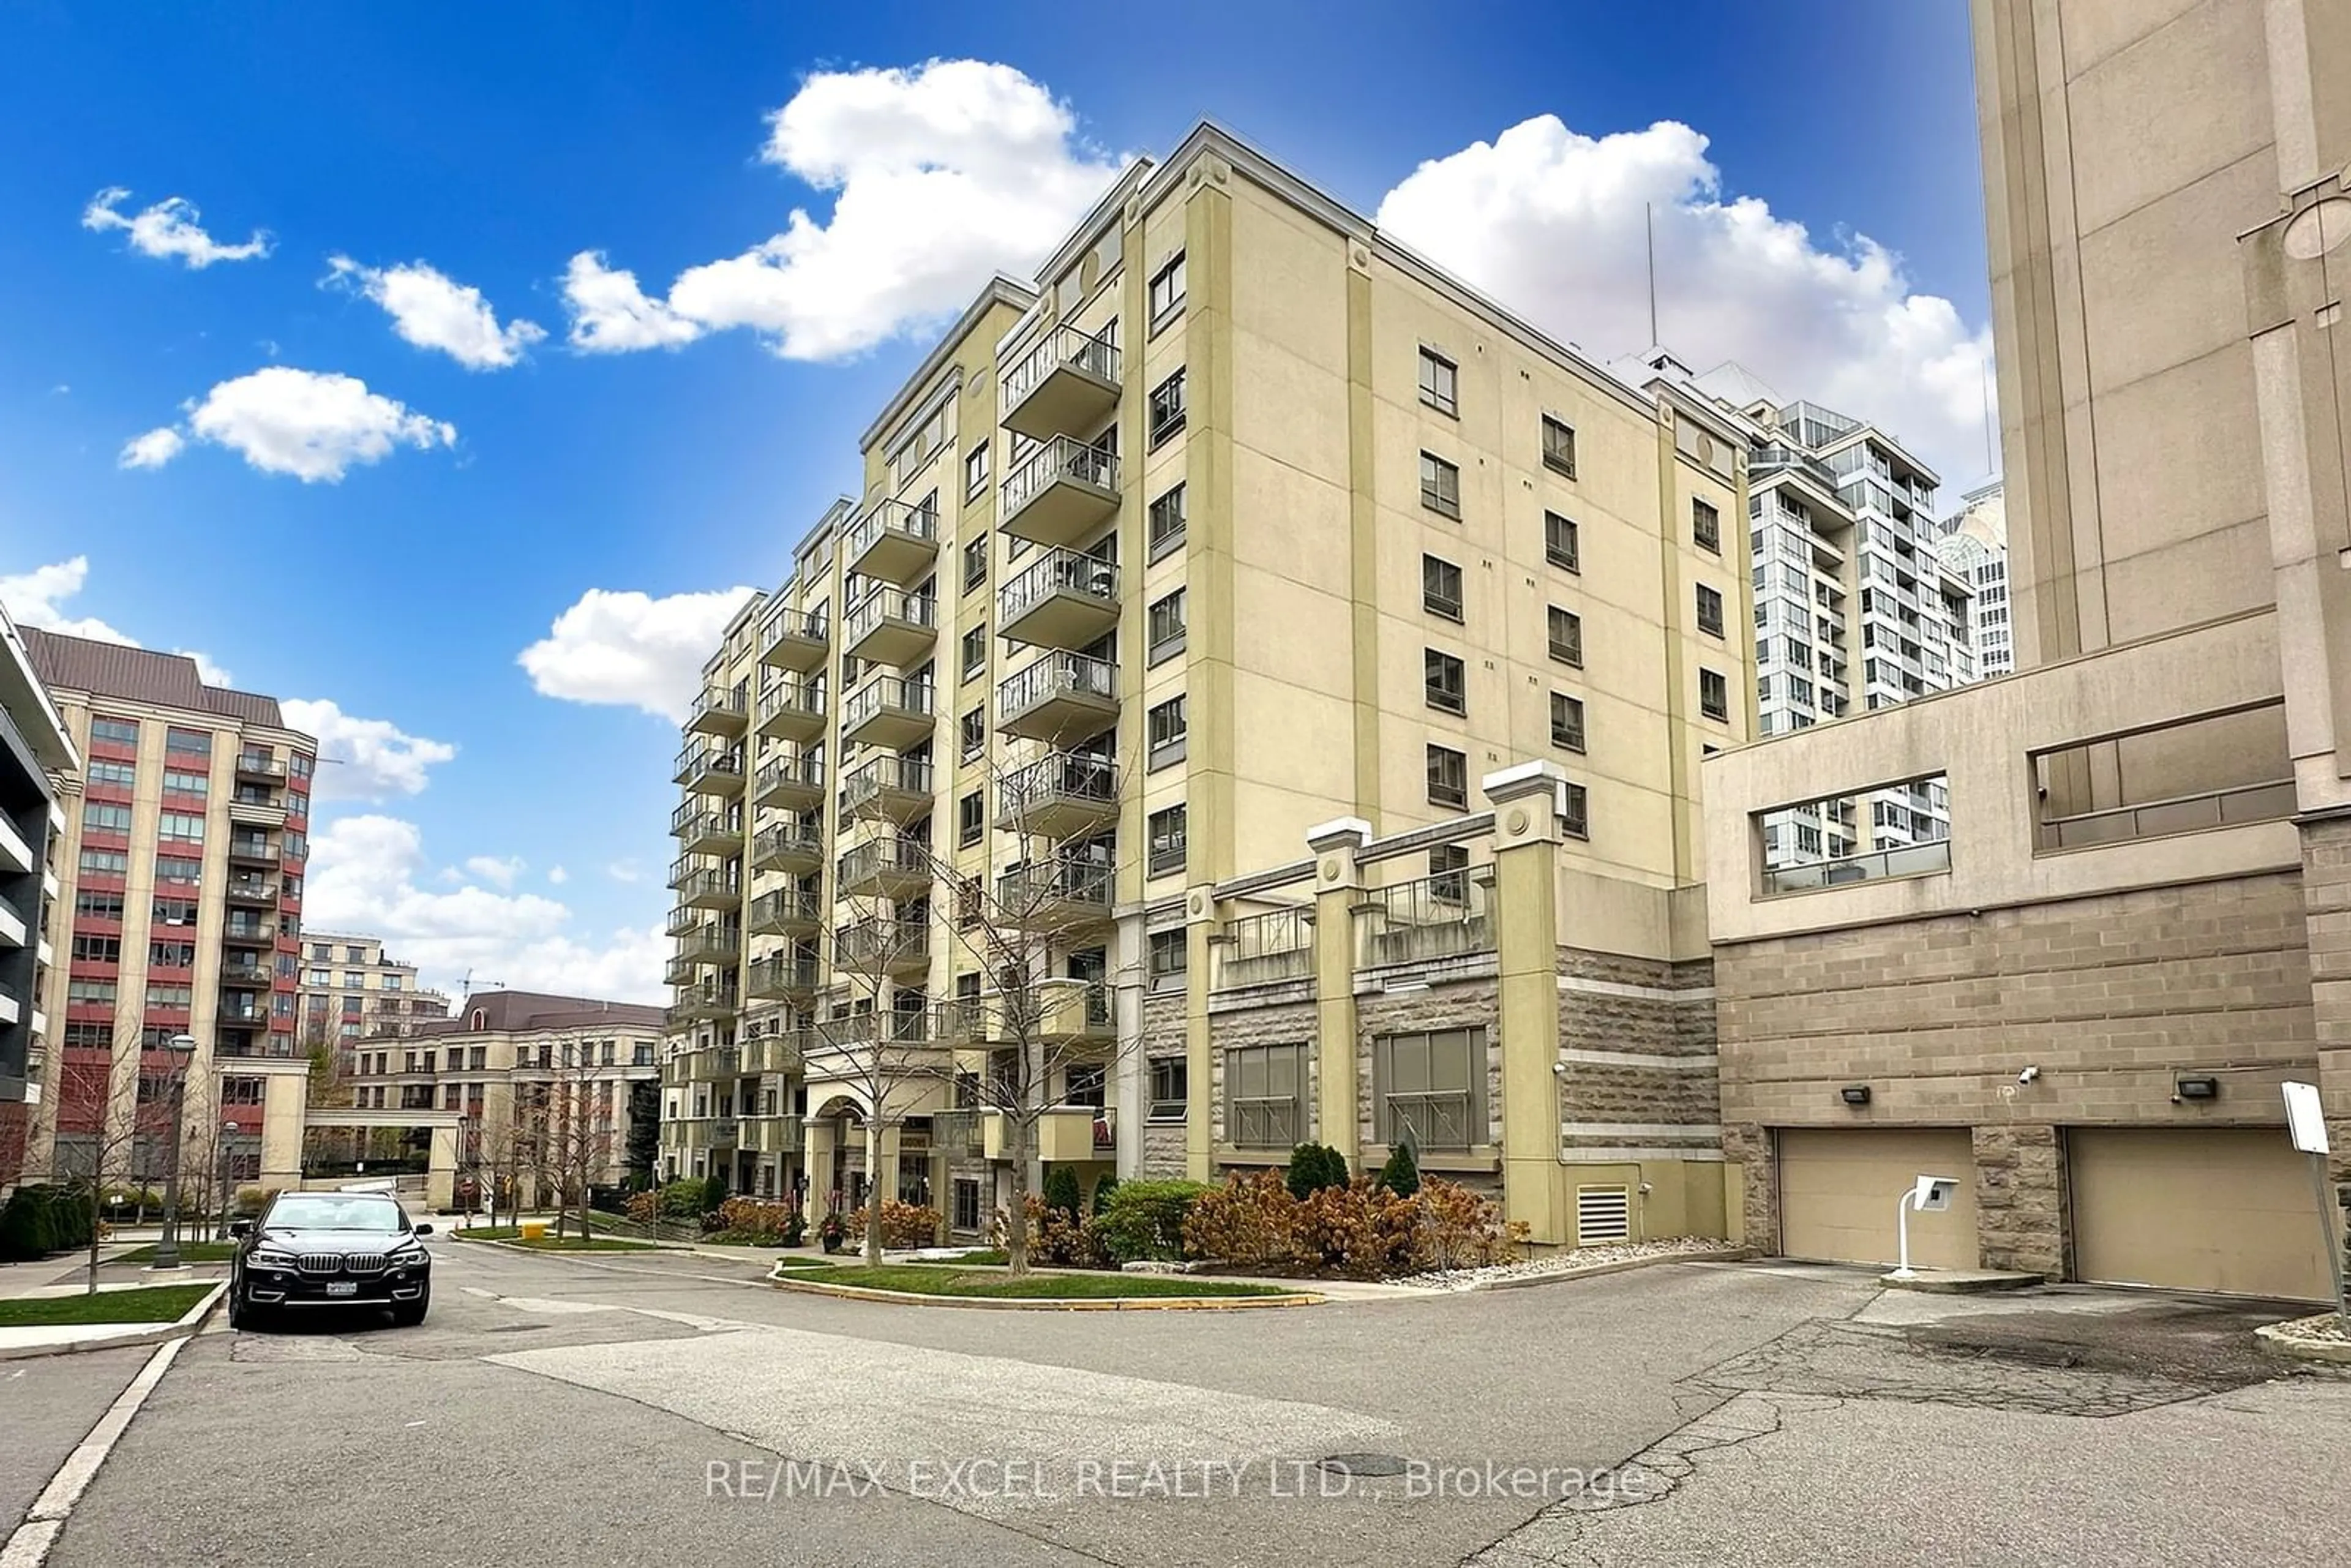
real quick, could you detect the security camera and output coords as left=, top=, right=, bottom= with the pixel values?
left=2017, top=1065, right=2041, bottom=1085
left=1551, top=1062, right=1568, bottom=1076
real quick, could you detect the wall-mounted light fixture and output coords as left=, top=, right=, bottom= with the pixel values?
left=1839, top=1084, right=1873, bottom=1106
left=2174, top=1075, right=2220, bottom=1101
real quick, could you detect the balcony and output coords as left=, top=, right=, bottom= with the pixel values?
left=1000, top=436, right=1120, bottom=550
left=759, top=607, right=830, bottom=674
left=665, top=977, right=740, bottom=1027
left=219, top=999, right=269, bottom=1027
left=221, top=918, right=276, bottom=946
left=746, top=888, right=822, bottom=937
left=752, top=751, right=825, bottom=813
left=677, top=748, right=746, bottom=797
left=836, top=836, right=931, bottom=900
left=962, top=981, right=1113, bottom=1045
left=844, top=498, right=940, bottom=587
left=673, top=869, right=743, bottom=912
left=840, top=755, right=936, bottom=825
left=833, top=917, right=930, bottom=979
left=999, top=549, right=1119, bottom=651
left=234, top=752, right=287, bottom=783
left=750, top=822, right=823, bottom=877
left=741, top=1032, right=807, bottom=1076
left=1001, top=324, right=1122, bottom=441
left=223, top=876, right=277, bottom=909
left=931, top=1108, right=984, bottom=1158
left=754, top=680, right=827, bottom=745
left=740, top=1115, right=805, bottom=1156
left=1213, top=907, right=1314, bottom=990
left=997, top=858, right=1113, bottom=932
left=670, top=806, right=743, bottom=858
left=662, top=954, right=703, bottom=986
left=844, top=587, right=937, bottom=667
left=997, top=651, right=1117, bottom=743
left=1357, top=872, right=1494, bottom=969
left=686, top=684, right=750, bottom=738
left=746, top=952, right=820, bottom=1002
left=984, top=1106, right=1112, bottom=1163
left=673, top=919, right=740, bottom=967
left=842, top=675, right=934, bottom=750
left=226, top=838, right=279, bottom=868
left=995, top=751, right=1118, bottom=839
left=227, top=798, right=288, bottom=830
left=218, top=959, right=274, bottom=988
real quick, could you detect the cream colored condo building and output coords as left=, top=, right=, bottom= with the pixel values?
left=661, top=124, right=1757, bottom=1246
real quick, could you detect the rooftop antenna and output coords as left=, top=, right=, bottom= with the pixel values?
left=1645, top=202, right=1659, bottom=348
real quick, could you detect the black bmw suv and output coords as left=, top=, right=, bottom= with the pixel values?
left=228, top=1190, right=435, bottom=1329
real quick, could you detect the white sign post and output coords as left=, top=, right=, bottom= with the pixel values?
left=2282, top=1082, right=2347, bottom=1334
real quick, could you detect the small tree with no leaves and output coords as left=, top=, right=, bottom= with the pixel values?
left=37, top=1024, right=206, bottom=1293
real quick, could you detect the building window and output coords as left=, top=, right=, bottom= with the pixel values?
left=1692, top=498, right=1720, bottom=554
left=1423, top=649, right=1466, bottom=716
left=1148, top=252, right=1186, bottom=328
left=1419, top=451, right=1461, bottom=519
left=961, top=625, right=989, bottom=683
left=1373, top=1027, right=1486, bottom=1150
left=1545, top=511, right=1580, bottom=572
left=1550, top=693, right=1586, bottom=753
left=154, top=853, right=201, bottom=883
left=1422, top=555, right=1463, bottom=622
left=1148, top=483, right=1187, bottom=560
left=1427, top=745, right=1468, bottom=809
left=1225, top=1042, right=1303, bottom=1149
left=90, top=717, right=140, bottom=746
left=962, top=536, right=988, bottom=591
left=72, top=934, right=122, bottom=964
left=1147, top=695, right=1188, bottom=770
left=964, top=442, right=989, bottom=502
left=165, top=726, right=211, bottom=756
left=82, top=802, right=132, bottom=833
left=160, top=769, right=208, bottom=797
left=158, top=812, right=205, bottom=842
left=958, top=791, right=984, bottom=848
left=1148, top=928, right=1187, bottom=991
left=1417, top=348, right=1458, bottom=417
left=1147, top=590, right=1187, bottom=664
left=950, top=1177, right=983, bottom=1234
left=1147, top=804, right=1187, bottom=878
left=1700, top=668, right=1730, bottom=722
left=1149, top=1057, right=1189, bottom=1122
left=1149, top=368, right=1187, bottom=448
left=960, top=706, right=984, bottom=760
left=1696, top=584, right=1725, bottom=637
left=1541, top=416, right=1577, bottom=478
left=1562, top=781, right=1589, bottom=839
left=1430, top=843, right=1469, bottom=903
left=1548, top=606, right=1583, bottom=667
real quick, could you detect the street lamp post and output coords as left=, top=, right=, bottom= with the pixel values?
left=152, top=1033, right=200, bottom=1270
left=215, top=1119, right=239, bottom=1240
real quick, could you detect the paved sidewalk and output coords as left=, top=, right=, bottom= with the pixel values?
left=0, top=1346, right=152, bottom=1535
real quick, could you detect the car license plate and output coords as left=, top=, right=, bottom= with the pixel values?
left=325, top=1280, right=358, bottom=1297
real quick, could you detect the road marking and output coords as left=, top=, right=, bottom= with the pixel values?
left=0, top=1336, right=188, bottom=1567
left=460, top=1286, right=500, bottom=1299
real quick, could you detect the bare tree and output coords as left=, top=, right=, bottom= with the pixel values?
left=37, top=1025, right=206, bottom=1293
left=540, top=1033, right=618, bottom=1242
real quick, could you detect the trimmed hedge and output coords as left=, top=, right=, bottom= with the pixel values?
left=1092, top=1179, right=1209, bottom=1264
left=0, top=1185, right=96, bottom=1261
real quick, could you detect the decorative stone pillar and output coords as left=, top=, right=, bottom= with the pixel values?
left=1483, top=762, right=1569, bottom=1245
left=1184, top=884, right=1218, bottom=1182
left=1306, top=819, right=1371, bottom=1172
left=800, top=1119, right=833, bottom=1229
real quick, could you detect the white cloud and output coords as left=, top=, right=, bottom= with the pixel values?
left=279, top=697, right=457, bottom=800
left=547, top=866, right=570, bottom=885
left=325, top=256, right=547, bottom=370
left=305, top=814, right=664, bottom=1002
left=606, top=860, right=642, bottom=884
left=118, top=427, right=185, bottom=470
left=82, top=187, right=272, bottom=268
left=131, top=366, right=456, bottom=482
left=1374, top=118, right=1995, bottom=486
left=518, top=585, right=757, bottom=721
left=0, top=557, right=136, bottom=644
left=563, top=59, right=1123, bottom=361
left=464, top=854, right=527, bottom=889
left=178, top=648, right=234, bottom=687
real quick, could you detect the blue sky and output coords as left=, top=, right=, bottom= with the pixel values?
left=0, top=2, right=1989, bottom=1000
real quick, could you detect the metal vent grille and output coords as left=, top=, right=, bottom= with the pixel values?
left=1575, top=1185, right=1631, bottom=1245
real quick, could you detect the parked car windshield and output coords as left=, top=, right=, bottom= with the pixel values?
left=261, top=1196, right=408, bottom=1233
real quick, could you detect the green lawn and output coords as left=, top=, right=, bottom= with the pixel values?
left=906, top=1249, right=1008, bottom=1266
left=780, top=1264, right=1291, bottom=1300
left=0, top=1284, right=214, bottom=1327
left=769, top=1252, right=833, bottom=1269
left=112, top=1241, right=239, bottom=1264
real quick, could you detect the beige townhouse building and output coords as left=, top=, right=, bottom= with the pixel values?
left=661, top=122, right=1758, bottom=1244
left=294, top=930, right=449, bottom=1067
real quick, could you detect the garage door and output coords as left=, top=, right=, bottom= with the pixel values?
left=1777, top=1127, right=1978, bottom=1269
left=2069, top=1128, right=2330, bottom=1300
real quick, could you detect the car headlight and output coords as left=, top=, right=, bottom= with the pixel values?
left=251, top=1249, right=301, bottom=1270
left=388, top=1242, right=429, bottom=1269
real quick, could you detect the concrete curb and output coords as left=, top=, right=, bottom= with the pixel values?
left=1453, top=1247, right=1759, bottom=1294
left=0, top=1280, right=227, bottom=1364
left=448, top=1234, right=679, bottom=1255
left=767, top=1270, right=1325, bottom=1311
left=2254, top=1319, right=2351, bottom=1365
